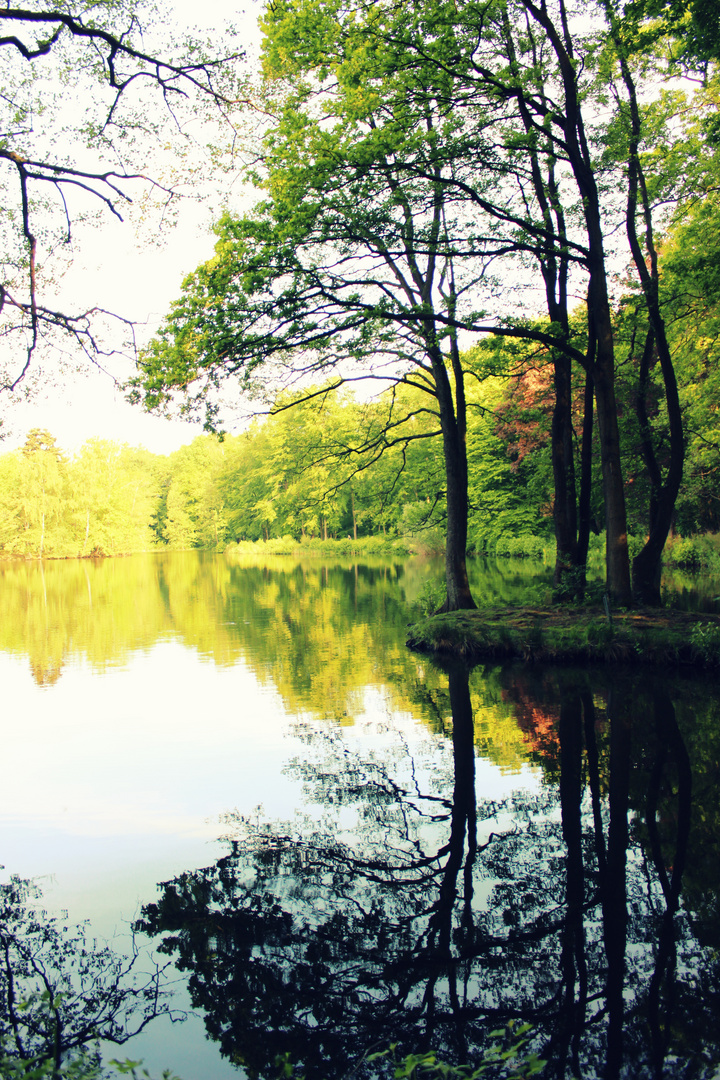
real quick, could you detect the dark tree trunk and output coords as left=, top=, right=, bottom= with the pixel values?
left=603, top=688, right=631, bottom=1080
left=431, top=346, right=476, bottom=611
left=617, top=50, right=685, bottom=606
left=645, top=686, right=692, bottom=1073
left=558, top=682, right=588, bottom=1076
left=631, top=300, right=684, bottom=609
left=576, top=366, right=595, bottom=571
left=593, top=336, right=632, bottom=606
left=552, top=351, right=581, bottom=597
left=526, top=0, right=632, bottom=605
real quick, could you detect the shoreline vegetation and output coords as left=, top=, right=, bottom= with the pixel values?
left=406, top=607, right=720, bottom=670
left=2, top=529, right=716, bottom=578
left=3, top=530, right=720, bottom=568
left=3, top=534, right=719, bottom=669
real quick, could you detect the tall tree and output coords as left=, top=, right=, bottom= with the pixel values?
left=135, top=33, right=491, bottom=607
left=133, top=0, right=630, bottom=604
left=136, top=0, right=717, bottom=605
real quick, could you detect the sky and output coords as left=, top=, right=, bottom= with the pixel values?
left=1, top=0, right=264, bottom=458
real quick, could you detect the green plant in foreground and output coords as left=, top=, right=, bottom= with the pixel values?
left=690, top=621, right=720, bottom=664
left=367, top=1023, right=545, bottom=1079
left=0, top=1047, right=181, bottom=1080
left=412, top=579, right=447, bottom=618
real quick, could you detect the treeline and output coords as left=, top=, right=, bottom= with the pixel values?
left=2, top=381, right=525, bottom=558
left=0, top=431, right=160, bottom=558
left=2, top=266, right=719, bottom=561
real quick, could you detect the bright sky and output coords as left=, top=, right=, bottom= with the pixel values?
left=1, top=0, right=264, bottom=457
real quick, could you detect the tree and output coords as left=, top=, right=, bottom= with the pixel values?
left=132, top=0, right=624, bottom=602
left=162, top=437, right=229, bottom=548
left=644, top=141, right=720, bottom=535
left=136, top=0, right=534, bottom=608
left=0, top=2, right=240, bottom=392
left=67, top=439, right=160, bottom=554
left=0, top=428, right=70, bottom=556
left=216, top=386, right=446, bottom=542
left=134, top=0, right=719, bottom=605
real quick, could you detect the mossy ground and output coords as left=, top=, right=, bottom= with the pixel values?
left=406, top=606, right=720, bottom=669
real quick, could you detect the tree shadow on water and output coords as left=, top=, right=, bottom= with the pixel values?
left=136, top=664, right=720, bottom=1080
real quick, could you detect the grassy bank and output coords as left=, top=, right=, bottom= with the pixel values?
left=225, top=535, right=442, bottom=557
left=406, top=606, right=720, bottom=669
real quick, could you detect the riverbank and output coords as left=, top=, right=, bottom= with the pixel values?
left=406, top=606, right=720, bottom=668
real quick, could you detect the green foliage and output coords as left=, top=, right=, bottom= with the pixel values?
left=493, top=535, right=550, bottom=561
left=410, top=578, right=447, bottom=618
left=665, top=534, right=720, bottom=570
left=0, top=3, right=238, bottom=389
left=0, top=875, right=174, bottom=1078
left=367, top=1024, right=545, bottom=1079
left=0, top=435, right=162, bottom=558
left=0, top=1044, right=182, bottom=1080
left=162, top=437, right=230, bottom=549
left=689, top=621, right=720, bottom=664
left=407, top=607, right=720, bottom=667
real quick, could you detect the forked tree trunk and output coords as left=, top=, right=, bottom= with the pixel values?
left=529, top=0, right=632, bottom=606
left=586, top=244, right=631, bottom=606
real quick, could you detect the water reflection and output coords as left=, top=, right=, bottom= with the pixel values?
left=137, top=665, right=720, bottom=1080
left=0, top=876, right=179, bottom=1073
left=0, top=553, right=548, bottom=765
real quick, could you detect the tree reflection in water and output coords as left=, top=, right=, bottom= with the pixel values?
left=137, top=665, right=720, bottom=1080
left=0, top=875, right=181, bottom=1074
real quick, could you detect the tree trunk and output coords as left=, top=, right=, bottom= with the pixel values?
left=594, top=354, right=631, bottom=606
left=575, top=366, right=596, bottom=583
left=558, top=680, right=587, bottom=1072
left=552, top=351, right=581, bottom=597
left=614, top=47, right=684, bottom=605
left=443, top=438, right=475, bottom=610
left=529, top=2, right=632, bottom=605
left=603, top=689, right=631, bottom=1080
left=431, top=348, right=476, bottom=611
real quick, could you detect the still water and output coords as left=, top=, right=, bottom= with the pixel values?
left=1, top=552, right=718, bottom=1079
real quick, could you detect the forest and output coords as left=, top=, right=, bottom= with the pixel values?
left=3, top=3, right=720, bottom=1080
left=2, top=241, right=719, bottom=567
left=2, top=0, right=720, bottom=605
left=129, top=0, right=720, bottom=609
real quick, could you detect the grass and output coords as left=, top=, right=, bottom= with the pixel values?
left=406, top=605, right=720, bottom=669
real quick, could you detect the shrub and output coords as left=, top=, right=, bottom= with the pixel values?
left=494, top=534, right=550, bottom=560
left=411, top=579, right=446, bottom=617
left=690, top=621, right=720, bottom=664
left=665, top=534, right=720, bottom=571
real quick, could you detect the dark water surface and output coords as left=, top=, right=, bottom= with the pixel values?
left=1, top=552, right=718, bottom=1079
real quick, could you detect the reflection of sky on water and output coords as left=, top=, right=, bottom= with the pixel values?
left=1, top=635, right=540, bottom=912
left=0, top=555, right=558, bottom=1079
left=0, top=624, right=542, bottom=1079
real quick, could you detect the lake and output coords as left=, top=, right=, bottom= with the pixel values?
left=1, top=551, right=718, bottom=1080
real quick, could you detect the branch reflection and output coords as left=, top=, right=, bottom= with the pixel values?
left=0, top=875, right=181, bottom=1074
left=137, top=665, right=720, bottom=1080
